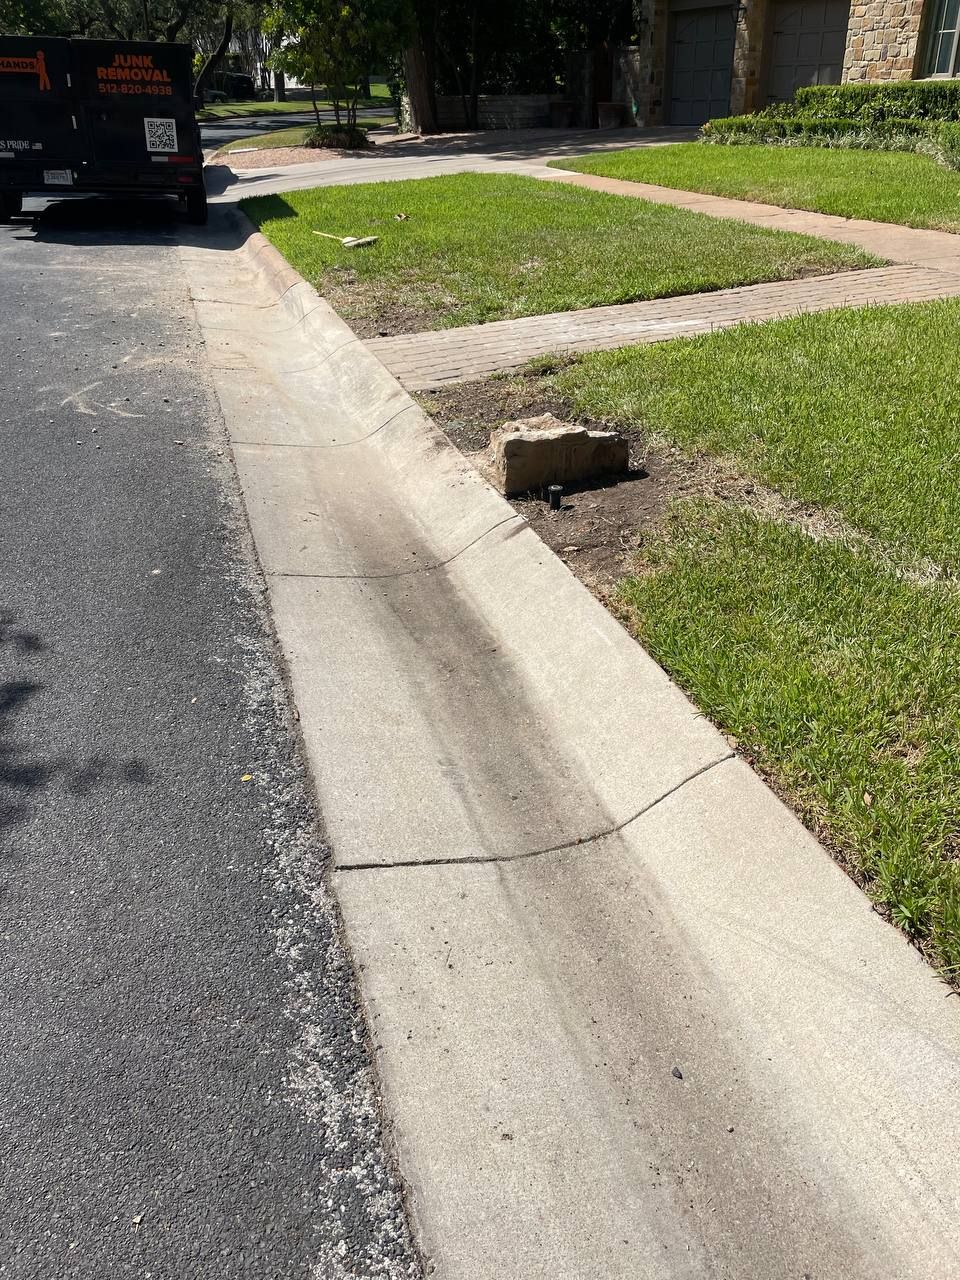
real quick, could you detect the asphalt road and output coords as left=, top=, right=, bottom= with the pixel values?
left=0, top=199, right=420, bottom=1279
left=199, top=107, right=391, bottom=149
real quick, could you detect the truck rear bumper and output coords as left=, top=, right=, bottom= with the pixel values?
left=0, top=164, right=204, bottom=195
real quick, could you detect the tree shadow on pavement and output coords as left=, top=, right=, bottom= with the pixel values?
left=0, top=614, right=149, bottom=836
left=0, top=679, right=49, bottom=833
left=372, top=125, right=698, bottom=160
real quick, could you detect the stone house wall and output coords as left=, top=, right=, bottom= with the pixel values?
left=842, top=0, right=927, bottom=80
left=639, top=0, right=935, bottom=122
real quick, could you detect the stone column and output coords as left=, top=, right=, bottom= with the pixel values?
left=632, top=0, right=671, bottom=124
left=842, top=0, right=927, bottom=81
left=730, top=0, right=772, bottom=114
left=613, top=45, right=646, bottom=124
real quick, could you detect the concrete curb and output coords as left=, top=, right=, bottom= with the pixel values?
left=220, top=217, right=735, bottom=853
left=182, top=210, right=960, bottom=1280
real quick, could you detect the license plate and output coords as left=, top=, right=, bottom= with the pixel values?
left=43, top=169, right=73, bottom=185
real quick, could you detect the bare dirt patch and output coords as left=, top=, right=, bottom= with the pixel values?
left=419, top=368, right=862, bottom=592
left=324, top=271, right=452, bottom=338
left=419, top=371, right=696, bottom=591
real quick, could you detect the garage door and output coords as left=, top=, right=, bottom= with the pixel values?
left=668, top=4, right=735, bottom=126
left=766, top=0, right=849, bottom=104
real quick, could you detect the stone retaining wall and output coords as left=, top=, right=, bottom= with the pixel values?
left=434, top=94, right=561, bottom=130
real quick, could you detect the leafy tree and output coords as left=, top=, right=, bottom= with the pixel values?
left=4, top=0, right=204, bottom=40
left=266, top=0, right=409, bottom=127
left=401, top=0, right=636, bottom=130
left=0, top=0, right=249, bottom=101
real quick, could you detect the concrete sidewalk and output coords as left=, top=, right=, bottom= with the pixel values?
left=180, top=210, right=960, bottom=1280
left=539, top=163, right=960, bottom=269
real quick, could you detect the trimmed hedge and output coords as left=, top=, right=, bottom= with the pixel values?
left=305, top=123, right=373, bottom=150
left=701, top=109, right=960, bottom=170
left=703, top=114, right=935, bottom=141
left=794, top=81, right=960, bottom=123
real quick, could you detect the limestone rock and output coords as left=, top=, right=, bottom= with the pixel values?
left=488, top=413, right=629, bottom=497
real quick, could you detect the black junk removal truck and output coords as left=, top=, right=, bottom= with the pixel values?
left=0, top=37, right=207, bottom=223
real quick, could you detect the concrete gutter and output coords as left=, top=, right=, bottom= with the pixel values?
left=181, top=210, right=960, bottom=1280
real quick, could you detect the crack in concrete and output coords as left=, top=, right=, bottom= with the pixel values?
left=209, top=331, right=359, bottom=377
left=265, top=512, right=524, bottom=582
left=182, top=254, right=304, bottom=308
left=334, top=750, right=736, bottom=873
left=193, top=298, right=329, bottom=333
left=231, top=398, right=417, bottom=451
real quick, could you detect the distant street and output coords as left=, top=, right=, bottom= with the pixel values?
left=199, top=105, right=391, bottom=149
left=0, top=200, right=419, bottom=1279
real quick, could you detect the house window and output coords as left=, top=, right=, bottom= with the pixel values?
left=926, top=0, right=960, bottom=75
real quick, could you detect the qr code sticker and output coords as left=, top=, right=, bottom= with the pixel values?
left=144, top=117, right=178, bottom=153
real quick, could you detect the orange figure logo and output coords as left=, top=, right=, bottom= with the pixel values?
left=0, top=49, right=52, bottom=91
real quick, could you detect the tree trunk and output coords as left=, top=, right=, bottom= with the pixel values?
left=402, top=43, right=436, bottom=133
left=163, top=3, right=190, bottom=42
left=310, top=82, right=321, bottom=127
left=445, top=53, right=467, bottom=131
left=193, top=9, right=234, bottom=104
left=98, top=0, right=129, bottom=39
left=274, top=69, right=286, bottom=102
left=467, top=2, right=479, bottom=130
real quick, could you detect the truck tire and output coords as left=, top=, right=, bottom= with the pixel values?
left=185, top=186, right=208, bottom=226
left=0, top=191, right=23, bottom=223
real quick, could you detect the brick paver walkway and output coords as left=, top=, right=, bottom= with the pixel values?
left=361, top=159, right=960, bottom=389
left=367, top=263, right=960, bottom=389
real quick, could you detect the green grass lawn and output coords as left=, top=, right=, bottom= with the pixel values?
left=551, top=143, right=960, bottom=232
left=222, top=122, right=393, bottom=152
left=550, top=299, right=960, bottom=973
left=243, top=173, right=877, bottom=332
left=224, top=125, right=312, bottom=151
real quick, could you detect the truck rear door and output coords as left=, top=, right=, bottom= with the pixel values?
left=68, top=41, right=200, bottom=185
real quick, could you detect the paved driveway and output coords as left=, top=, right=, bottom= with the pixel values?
left=205, top=127, right=696, bottom=202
